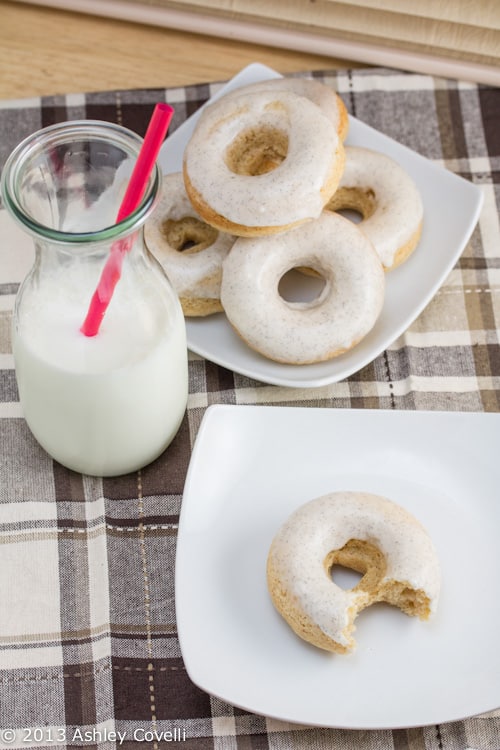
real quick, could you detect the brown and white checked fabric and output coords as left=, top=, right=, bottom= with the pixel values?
left=0, top=66, right=499, bottom=750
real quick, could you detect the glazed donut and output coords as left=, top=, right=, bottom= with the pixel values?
left=327, top=146, right=424, bottom=271
left=144, top=173, right=236, bottom=316
left=221, top=76, right=349, bottom=142
left=267, top=491, right=441, bottom=654
left=183, top=90, right=345, bottom=237
left=220, top=211, right=384, bottom=364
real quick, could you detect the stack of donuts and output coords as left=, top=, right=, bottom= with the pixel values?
left=145, top=77, right=424, bottom=366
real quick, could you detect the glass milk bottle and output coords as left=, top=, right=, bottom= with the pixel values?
left=1, top=120, right=188, bottom=476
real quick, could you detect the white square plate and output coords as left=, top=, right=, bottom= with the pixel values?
left=158, top=63, right=484, bottom=388
left=175, top=405, right=500, bottom=728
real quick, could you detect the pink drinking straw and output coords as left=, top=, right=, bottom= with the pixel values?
left=80, top=102, right=174, bottom=337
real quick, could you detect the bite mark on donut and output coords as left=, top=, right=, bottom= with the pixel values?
left=326, top=539, right=433, bottom=617
left=268, top=536, right=435, bottom=655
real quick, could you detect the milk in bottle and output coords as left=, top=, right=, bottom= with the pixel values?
left=2, top=120, right=188, bottom=476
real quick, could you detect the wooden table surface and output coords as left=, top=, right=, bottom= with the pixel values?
left=0, top=1, right=362, bottom=100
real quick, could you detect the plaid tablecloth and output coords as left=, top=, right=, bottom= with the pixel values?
left=0, top=66, right=499, bottom=750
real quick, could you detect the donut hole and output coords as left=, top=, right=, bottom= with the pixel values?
left=324, top=539, right=387, bottom=595
left=278, top=266, right=327, bottom=305
left=336, top=207, right=364, bottom=224
left=162, top=216, right=218, bottom=254
left=330, top=564, right=364, bottom=590
left=225, top=125, right=289, bottom=176
left=327, top=187, right=376, bottom=223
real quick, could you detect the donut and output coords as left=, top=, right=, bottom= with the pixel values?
left=221, top=76, right=349, bottom=142
left=326, top=146, right=424, bottom=271
left=183, top=90, right=345, bottom=237
left=144, top=172, right=236, bottom=316
left=220, top=211, right=384, bottom=364
left=267, top=491, right=441, bottom=654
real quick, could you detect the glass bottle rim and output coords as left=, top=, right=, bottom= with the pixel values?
left=0, top=119, right=161, bottom=245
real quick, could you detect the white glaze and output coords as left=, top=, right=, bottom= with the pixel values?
left=145, top=172, right=236, bottom=302
left=268, top=491, right=441, bottom=647
left=221, top=76, right=347, bottom=138
left=334, top=146, right=424, bottom=269
left=220, top=212, right=384, bottom=364
left=183, top=90, right=342, bottom=228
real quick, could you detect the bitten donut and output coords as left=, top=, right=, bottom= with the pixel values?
left=221, top=76, right=349, bottom=142
left=326, top=146, right=424, bottom=271
left=267, top=491, right=441, bottom=654
left=183, top=90, right=345, bottom=237
left=144, top=172, right=236, bottom=316
left=220, top=211, right=384, bottom=364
